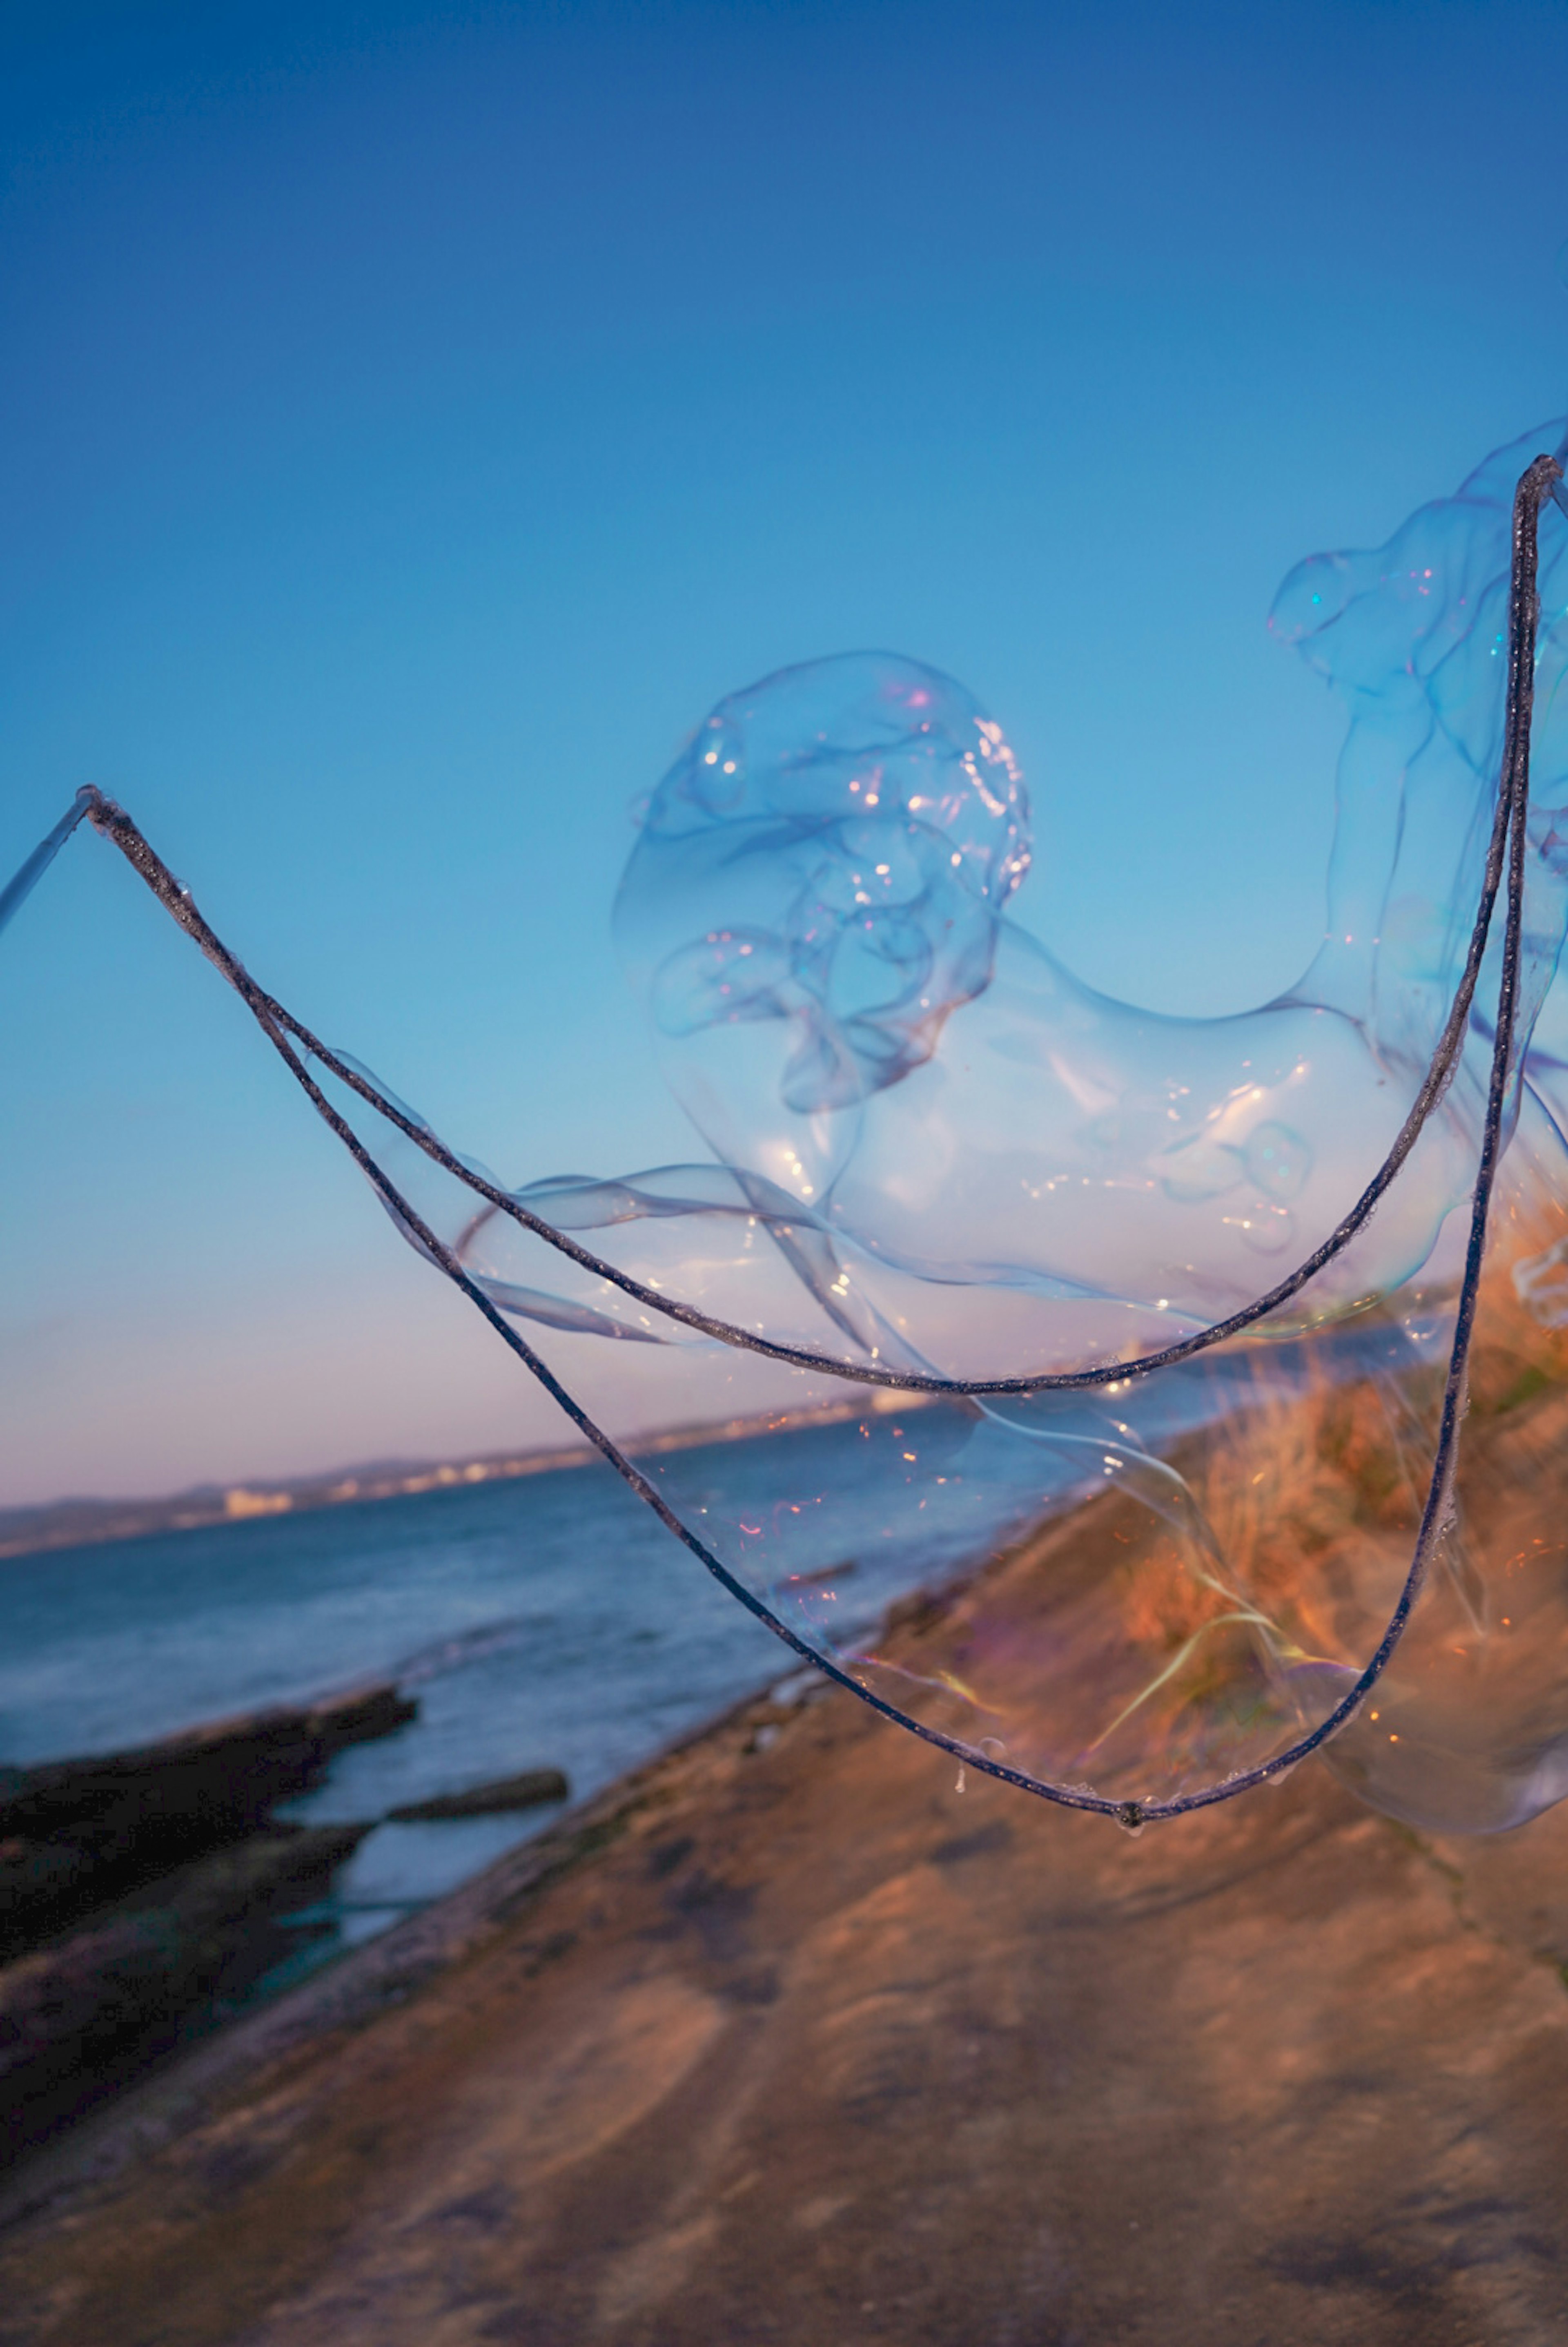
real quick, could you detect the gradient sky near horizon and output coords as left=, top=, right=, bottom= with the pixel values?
left=4, top=0, right=1568, bottom=1508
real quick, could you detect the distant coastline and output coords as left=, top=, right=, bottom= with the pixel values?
left=0, top=1445, right=595, bottom=1566
left=0, top=1388, right=921, bottom=1564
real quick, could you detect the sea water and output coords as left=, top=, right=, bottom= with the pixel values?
left=0, top=1409, right=1089, bottom=1970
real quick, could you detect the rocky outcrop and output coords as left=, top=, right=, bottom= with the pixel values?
left=0, top=1683, right=414, bottom=1958
left=0, top=1684, right=417, bottom=2161
left=387, top=1768, right=568, bottom=1821
left=0, top=1822, right=371, bottom=2153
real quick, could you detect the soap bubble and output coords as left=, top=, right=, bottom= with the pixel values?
left=351, top=417, right=1568, bottom=1831
left=19, top=422, right=1568, bottom=1833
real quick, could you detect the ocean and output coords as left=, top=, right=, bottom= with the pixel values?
left=0, top=1407, right=1079, bottom=1980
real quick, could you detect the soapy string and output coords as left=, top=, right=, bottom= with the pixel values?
left=8, top=453, right=1559, bottom=1823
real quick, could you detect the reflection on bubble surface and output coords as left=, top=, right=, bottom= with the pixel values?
left=21, top=423, right=1568, bottom=1835
left=439, top=420, right=1568, bottom=1829
left=302, top=421, right=1568, bottom=1829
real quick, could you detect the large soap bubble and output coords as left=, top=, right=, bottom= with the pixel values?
left=15, top=424, right=1568, bottom=1836
left=601, top=426, right=1568, bottom=1378
left=380, top=420, right=1568, bottom=1832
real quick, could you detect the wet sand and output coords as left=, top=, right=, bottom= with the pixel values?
left=2, top=1611, right=1568, bottom=2347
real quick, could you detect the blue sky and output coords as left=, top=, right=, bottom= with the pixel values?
left=4, top=0, right=1568, bottom=1504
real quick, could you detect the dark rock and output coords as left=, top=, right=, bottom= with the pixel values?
left=0, top=1836, right=91, bottom=1948
left=0, top=1822, right=371, bottom=2159
left=306, top=1684, right=418, bottom=1751
left=0, top=1684, right=415, bottom=1958
left=386, top=1769, right=568, bottom=1823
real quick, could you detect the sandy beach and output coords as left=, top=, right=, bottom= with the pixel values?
left=3, top=1566, right=1568, bottom=2347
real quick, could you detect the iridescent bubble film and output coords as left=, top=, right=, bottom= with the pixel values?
left=318, top=417, right=1568, bottom=1835
left=18, top=420, right=1568, bottom=1836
